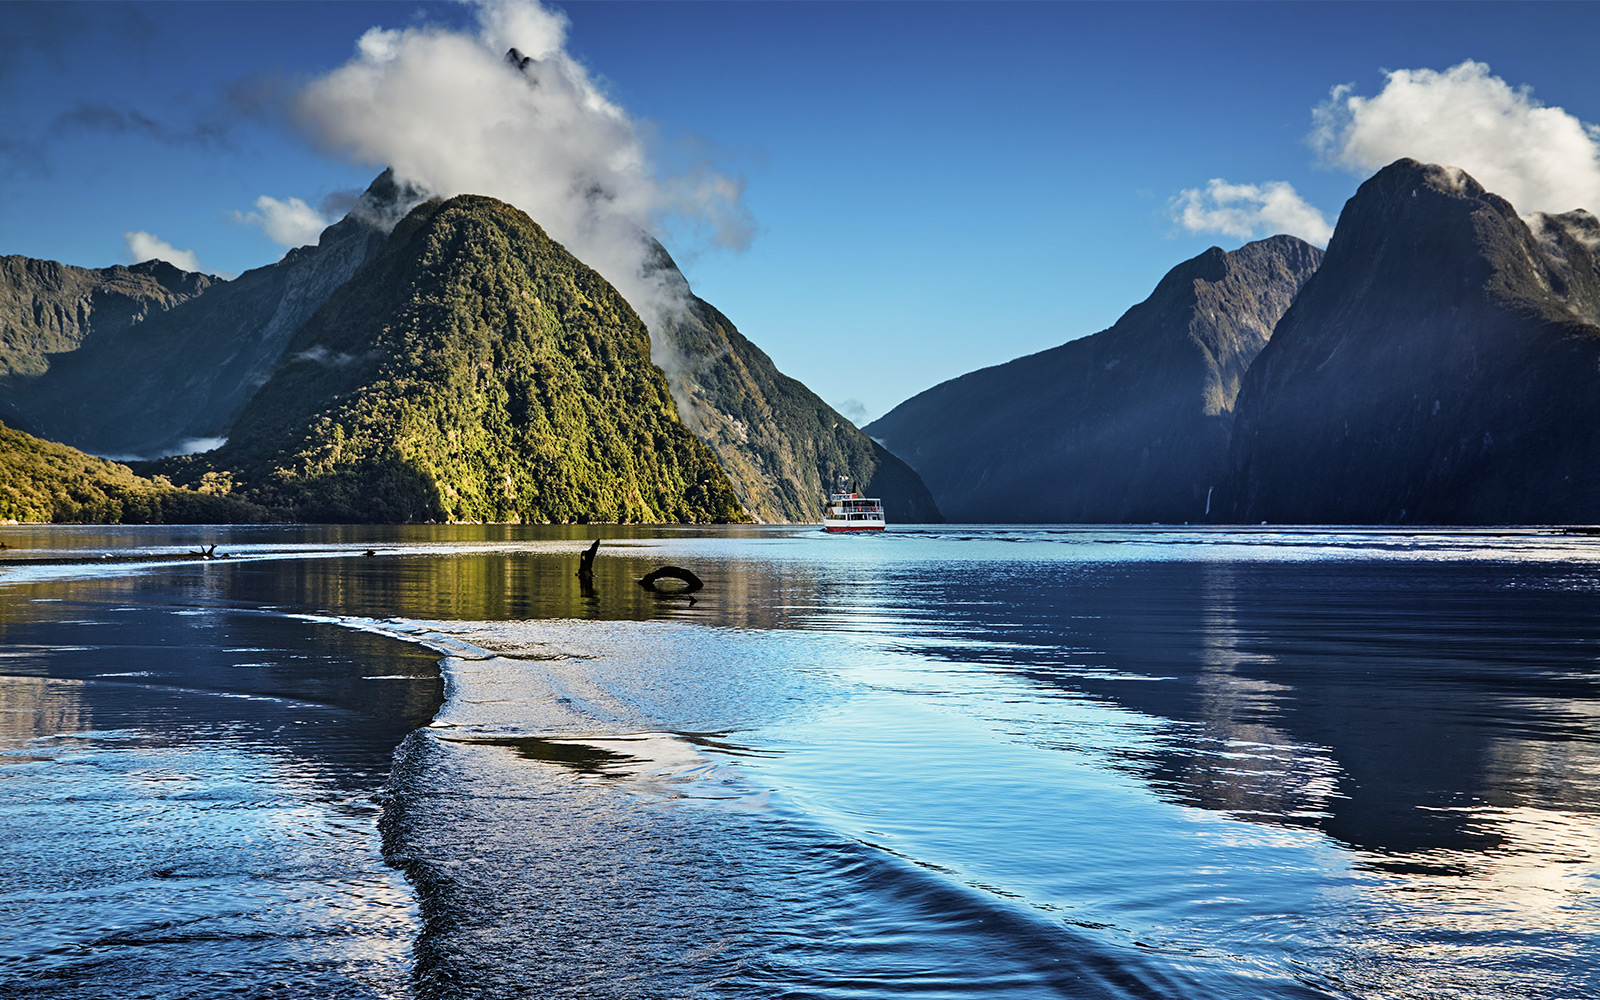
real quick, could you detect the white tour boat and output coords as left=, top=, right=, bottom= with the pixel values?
left=822, top=485, right=886, bottom=532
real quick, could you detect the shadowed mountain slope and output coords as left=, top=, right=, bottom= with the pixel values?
left=0, top=172, right=418, bottom=458
left=0, top=256, right=214, bottom=381
left=867, top=236, right=1322, bottom=522
left=649, top=245, right=941, bottom=524
left=1223, top=159, right=1600, bottom=524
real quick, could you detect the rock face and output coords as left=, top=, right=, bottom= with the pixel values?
left=0, top=256, right=214, bottom=379
left=178, top=195, right=745, bottom=524
left=867, top=236, right=1322, bottom=522
left=0, top=171, right=419, bottom=458
left=648, top=245, right=942, bottom=524
left=1224, top=159, right=1600, bottom=524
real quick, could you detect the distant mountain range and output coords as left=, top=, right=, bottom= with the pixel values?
left=9, top=155, right=1598, bottom=526
left=0, top=171, right=937, bottom=524
left=867, top=236, right=1323, bottom=522
left=1, top=171, right=410, bottom=459
left=870, top=159, right=1600, bottom=525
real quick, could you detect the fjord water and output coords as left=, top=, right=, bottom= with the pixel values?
left=2, top=526, right=1598, bottom=999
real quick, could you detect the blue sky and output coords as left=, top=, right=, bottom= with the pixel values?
left=3, top=1, right=1598, bottom=424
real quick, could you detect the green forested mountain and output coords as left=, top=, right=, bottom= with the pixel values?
left=157, top=195, right=745, bottom=524
left=0, top=419, right=264, bottom=524
left=649, top=244, right=942, bottom=523
left=2, top=165, right=938, bottom=525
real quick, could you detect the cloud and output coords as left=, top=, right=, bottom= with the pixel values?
left=1171, top=179, right=1334, bottom=246
left=233, top=195, right=331, bottom=248
left=290, top=0, right=754, bottom=333
left=1312, top=60, right=1600, bottom=214
left=833, top=398, right=871, bottom=426
left=123, top=230, right=205, bottom=273
left=52, top=102, right=231, bottom=147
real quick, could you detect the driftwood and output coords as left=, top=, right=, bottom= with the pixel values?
left=637, top=566, right=703, bottom=594
left=577, top=539, right=600, bottom=579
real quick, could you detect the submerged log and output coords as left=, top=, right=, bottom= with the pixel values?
left=637, top=566, right=703, bottom=594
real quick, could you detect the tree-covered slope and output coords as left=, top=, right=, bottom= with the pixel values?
left=649, top=245, right=942, bottom=523
left=0, top=420, right=264, bottom=524
left=176, top=195, right=745, bottom=524
left=867, top=236, right=1322, bottom=522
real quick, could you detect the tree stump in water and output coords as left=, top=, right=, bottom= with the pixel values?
left=577, top=539, right=600, bottom=579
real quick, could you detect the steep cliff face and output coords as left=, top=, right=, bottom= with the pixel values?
left=867, top=235, right=1322, bottom=522
left=648, top=246, right=941, bottom=524
left=0, top=171, right=418, bottom=458
left=0, top=256, right=214, bottom=379
left=1224, top=159, right=1600, bottom=524
left=176, top=195, right=745, bottom=524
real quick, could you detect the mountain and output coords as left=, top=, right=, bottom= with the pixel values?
left=648, top=245, right=942, bottom=524
left=1223, top=159, right=1600, bottom=524
left=0, top=255, right=215, bottom=382
left=156, top=195, right=745, bottom=524
left=0, top=419, right=264, bottom=524
left=866, top=236, right=1323, bottom=522
left=0, top=171, right=419, bottom=458
left=2, top=169, right=931, bottom=524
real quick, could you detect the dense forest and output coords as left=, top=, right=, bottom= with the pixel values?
left=151, top=196, right=747, bottom=524
left=0, top=420, right=265, bottom=524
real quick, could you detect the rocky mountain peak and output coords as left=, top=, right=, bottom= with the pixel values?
left=1226, top=158, right=1600, bottom=524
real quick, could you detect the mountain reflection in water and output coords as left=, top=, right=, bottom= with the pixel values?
left=0, top=524, right=1597, bottom=999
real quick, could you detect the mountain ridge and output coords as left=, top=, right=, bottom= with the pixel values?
left=1223, top=158, right=1600, bottom=524
left=648, top=243, right=942, bottom=524
left=0, top=171, right=419, bottom=458
left=868, top=234, right=1322, bottom=522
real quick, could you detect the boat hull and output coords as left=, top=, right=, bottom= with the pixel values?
left=823, top=523, right=885, bottom=532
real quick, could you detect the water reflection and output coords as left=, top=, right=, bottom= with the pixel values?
left=6, top=525, right=1600, bottom=999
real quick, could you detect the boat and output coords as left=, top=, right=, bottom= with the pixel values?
left=822, top=483, right=886, bottom=532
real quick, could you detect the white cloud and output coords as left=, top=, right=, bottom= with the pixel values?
left=123, top=230, right=205, bottom=272
left=291, top=0, right=753, bottom=334
left=1171, top=179, right=1334, bottom=246
left=833, top=398, right=871, bottom=426
left=234, top=195, right=331, bottom=248
left=175, top=436, right=227, bottom=455
left=1312, top=60, right=1600, bottom=214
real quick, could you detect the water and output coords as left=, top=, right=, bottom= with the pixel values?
left=2, top=524, right=1598, bottom=998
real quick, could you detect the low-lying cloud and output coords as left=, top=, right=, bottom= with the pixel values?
left=290, top=0, right=754, bottom=332
left=1312, top=60, right=1600, bottom=215
left=124, top=230, right=205, bottom=273
left=234, top=195, right=331, bottom=248
left=1171, top=179, right=1334, bottom=246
